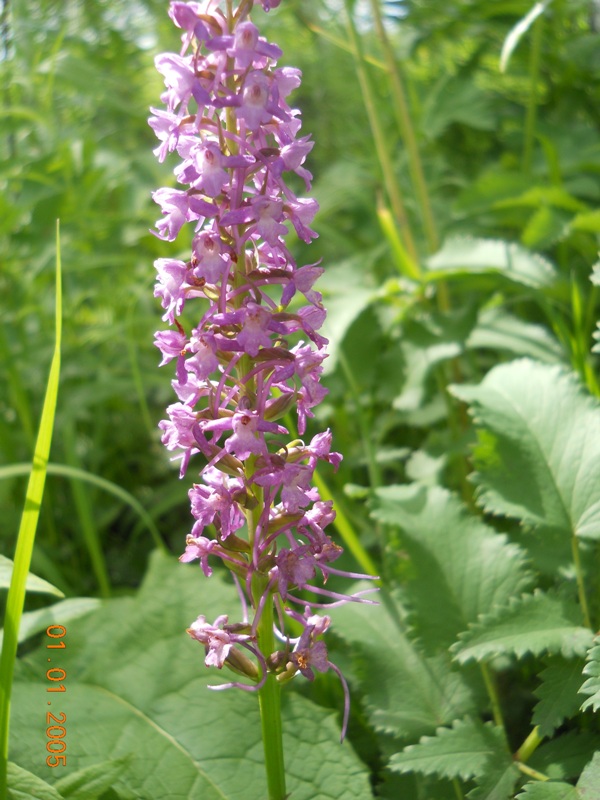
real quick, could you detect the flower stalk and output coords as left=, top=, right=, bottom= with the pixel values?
left=149, top=0, right=377, bottom=791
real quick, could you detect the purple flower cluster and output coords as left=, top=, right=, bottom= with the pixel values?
left=150, top=0, right=376, bottom=734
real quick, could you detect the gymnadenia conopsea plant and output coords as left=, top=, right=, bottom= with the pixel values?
left=149, top=1, right=377, bottom=795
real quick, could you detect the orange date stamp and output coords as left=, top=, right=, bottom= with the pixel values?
left=45, top=625, right=67, bottom=767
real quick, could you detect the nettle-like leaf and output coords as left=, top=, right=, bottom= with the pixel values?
left=331, top=587, right=478, bottom=740
left=452, top=591, right=593, bottom=664
left=10, top=552, right=373, bottom=800
left=389, top=718, right=510, bottom=782
left=426, top=238, right=558, bottom=291
left=451, top=359, right=600, bottom=541
left=467, top=761, right=520, bottom=800
left=579, top=635, right=600, bottom=712
left=532, top=657, right=587, bottom=738
left=517, top=782, right=579, bottom=800
left=372, top=484, right=532, bottom=652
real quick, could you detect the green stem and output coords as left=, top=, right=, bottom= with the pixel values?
left=572, top=533, right=592, bottom=629
left=480, top=662, right=506, bottom=732
left=338, top=351, right=381, bottom=490
left=523, top=15, right=543, bottom=173
left=515, top=726, right=543, bottom=763
left=368, top=0, right=439, bottom=253
left=343, top=0, right=419, bottom=269
left=452, top=778, right=465, bottom=800
left=255, top=582, right=287, bottom=800
left=516, top=762, right=550, bottom=782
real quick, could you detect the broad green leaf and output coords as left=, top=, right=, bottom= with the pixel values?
left=7, top=762, right=64, bottom=800
left=579, top=636, right=600, bottom=712
left=451, top=359, right=600, bottom=541
left=532, top=657, right=587, bottom=737
left=517, top=782, right=579, bottom=800
left=467, top=307, right=564, bottom=364
left=426, top=238, right=558, bottom=291
left=10, top=551, right=373, bottom=800
left=319, top=254, right=378, bottom=374
left=331, top=587, right=478, bottom=739
left=372, top=484, right=532, bottom=651
left=0, top=555, right=64, bottom=598
left=389, top=718, right=509, bottom=782
left=54, top=757, right=134, bottom=800
left=452, top=591, right=593, bottom=664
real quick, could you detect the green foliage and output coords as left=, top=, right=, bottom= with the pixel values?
left=452, top=591, right=593, bottom=664
left=372, top=484, right=532, bottom=651
left=532, top=657, right=587, bottom=738
left=9, top=553, right=373, bottom=800
left=389, top=718, right=510, bottom=781
left=452, top=360, right=600, bottom=541
left=580, top=637, right=600, bottom=713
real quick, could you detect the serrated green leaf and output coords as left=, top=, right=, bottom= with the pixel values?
left=532, top=657, right=587, bottom=737
left=10, top=552, right=373, bottom=800
left=54, top=757, right=130, bottom=799
left=577, top=751, right=600, bottom=799
left=467, top=761, right=519, bottom=800
left=426, top=238, right=558, bottom=291
left=452, top=591, right=594, bottom=664
left=389, top=718, right=509, bottom=782
left=451, top=359, right=600, bottom=541
left=579, top=636, right=600, bottom=712
left=7, top=762, right=64, bottom=800
left=331, top=587, right=478, bottom=739
left=0, top=555, right=64, bottom=597
left=517, top=782, right=579, bottom=800
left=372, top=484, right=532, bottom=651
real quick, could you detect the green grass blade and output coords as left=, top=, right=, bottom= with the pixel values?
left=0, top=221, right=63, bottom=795
left=0, top=463, right=166, bottom=553
left=62, top=422, right=112, bottom=598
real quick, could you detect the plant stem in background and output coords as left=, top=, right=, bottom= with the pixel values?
left=523, top=13, right=543, bottom=173
left=343, top=0, right=419, bottom=270
left=368, top=0, right=439, bottom=254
